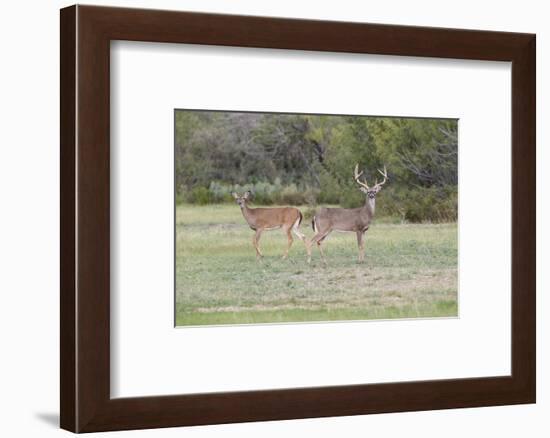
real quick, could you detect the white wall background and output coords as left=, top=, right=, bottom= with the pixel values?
left=0, top=0, right=546, bottom=437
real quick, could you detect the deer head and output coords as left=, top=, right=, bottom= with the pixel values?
left=354, top=164, right=388, bottom=199
left=231, top=191, right=252, bottom=208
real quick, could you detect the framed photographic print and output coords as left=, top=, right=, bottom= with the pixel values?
left=173, top=109, right=459, bottom=327
left=60, top=5, right=535, bottom=433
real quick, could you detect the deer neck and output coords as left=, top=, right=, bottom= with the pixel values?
left=240, top=204, right=255, bottom=226
left=364, top=197, right=376, bottom=217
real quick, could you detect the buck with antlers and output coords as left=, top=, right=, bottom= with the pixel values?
left=307, top=164, right=388, bottom=264
left=232, top=191, right=307, bottom=260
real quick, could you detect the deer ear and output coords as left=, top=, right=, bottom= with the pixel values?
left=244, top=191, right=252, bottom=199
left=359, top=186, right=369, bottom=194
left=231, top=192, right=239, bottom=199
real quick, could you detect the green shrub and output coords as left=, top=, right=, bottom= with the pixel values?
left=317, top=173, right=341, bottom=204
left=302, top=206, right=317, bottom=222
left=278, top=184, right=307, bottom=205
left=175, top=191, right=186, bottom=205
left=376, top=186, right=457, bottom=223
left=187, top=186, right=212, bottom=205
left=249, top=180, right=281, bottom=204
left=182, top=180, right=317, bottom=206
left=303, top=187, right=320, bottom=206
left=178, top=181, right=457, bottom=223
left=208, top=181, right=233, bottom=203
left=339, top=187, right=364, bottom=208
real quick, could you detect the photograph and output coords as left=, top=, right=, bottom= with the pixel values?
left=175, top=110, right=458, bottom=326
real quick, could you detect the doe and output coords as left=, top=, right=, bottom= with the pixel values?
left=232, top=191, right=306, bottom=260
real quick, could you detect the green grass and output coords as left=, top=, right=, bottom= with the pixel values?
left=176, top=204, right=458, bottom=326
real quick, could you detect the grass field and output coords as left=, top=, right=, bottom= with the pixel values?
left=175, top=204, right=458, bottom=326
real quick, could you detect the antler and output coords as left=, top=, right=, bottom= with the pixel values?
left=353, top=164, right=370, bottom=189
left=374, top=165, right=388, bottom=187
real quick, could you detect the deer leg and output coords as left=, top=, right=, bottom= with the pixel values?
left=291, top=218, right=308, bottom=258
left=306, top=237, right=313, bottom=264
left=356, top=231, right=365, bottom=263
left=282, top=226, right=293, bottom=259
left=308, top=231, right=330, bottom=264
left=253, top=229, right=263, bottom=260
left=295, top=230, right=308, bottom=258
left=291, top=223, right=306, bottom=242
left=317, top=240, right=327, bottom=265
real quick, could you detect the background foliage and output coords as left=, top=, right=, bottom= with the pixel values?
left=175, top=111, right=458, bottom=222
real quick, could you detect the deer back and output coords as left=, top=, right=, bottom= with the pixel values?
left=315, top=206, right=373, bottom=232
left=245, top=206, right=301, bottom=230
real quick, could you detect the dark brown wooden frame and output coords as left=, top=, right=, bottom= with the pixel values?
left=60, top=5, right=536, bottom=433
